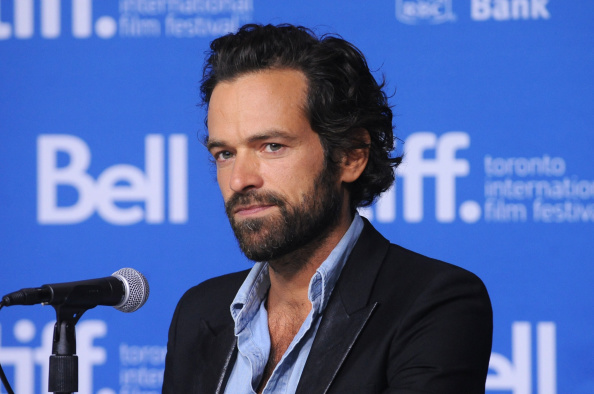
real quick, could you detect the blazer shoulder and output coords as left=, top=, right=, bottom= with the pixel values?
left=174, top=269, right=250, bottom=328
left=387, top=242, right=488, bottom=290
left=342, top=218, right=490, bottom=313
left=377, top=242, right=492, bottom=327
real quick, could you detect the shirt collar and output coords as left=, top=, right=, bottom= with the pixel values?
left=230, top=213, right=365, bottom=334
left=308, top=213, right=364, bottom=314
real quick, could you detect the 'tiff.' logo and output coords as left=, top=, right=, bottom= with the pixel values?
left=0, top=319, right=109, bottom=394
left=395, top=0, right=456, bottom=24
left=0, top=0, right=117, bottom=40
left=361, top=131, right=481, bottom=224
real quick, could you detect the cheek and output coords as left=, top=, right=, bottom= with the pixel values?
left=262, top=163, right=319, bottom=201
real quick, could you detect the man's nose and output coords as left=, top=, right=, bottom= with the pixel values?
left=229, top=152, right=263, bottom=193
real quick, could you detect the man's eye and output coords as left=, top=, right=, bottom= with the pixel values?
left=215, top=151, right=233, bottom=161
left=265, top=143, right=283, bottom=152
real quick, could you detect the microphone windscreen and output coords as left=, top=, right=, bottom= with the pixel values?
left=112, top=268, right=150, bottom=313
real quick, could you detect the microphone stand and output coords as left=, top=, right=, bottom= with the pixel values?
left=48, top=304, right=91, bottom=394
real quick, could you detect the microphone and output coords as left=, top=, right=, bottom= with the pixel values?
left=1, top=268, right=149, bottom=313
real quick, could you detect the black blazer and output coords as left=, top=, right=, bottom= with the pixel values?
left=163, top=219, right=493, bottom=393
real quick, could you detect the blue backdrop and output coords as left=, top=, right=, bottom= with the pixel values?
left=1, top=1, right=593, bottom=393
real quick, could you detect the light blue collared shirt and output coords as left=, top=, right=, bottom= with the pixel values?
left=224, top=214, right=364, bottom=394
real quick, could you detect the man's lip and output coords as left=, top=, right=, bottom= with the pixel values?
left=234, top=204, right=275, bottom=216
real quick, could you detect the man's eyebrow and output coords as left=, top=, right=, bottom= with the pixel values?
left=246, top=130, right=296, bottom=144
left=206, top=130, right=297, bottom=152
left=206, top=138, right=225, bottom=152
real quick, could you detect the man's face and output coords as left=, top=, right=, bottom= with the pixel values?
left=207, top=69, right=343, bottom=264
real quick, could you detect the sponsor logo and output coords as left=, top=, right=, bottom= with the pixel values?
left=0, top=0, right=253, bottom=40
left=37, top=134, right=188, bottom=225
left=471, top=0, right=551, bottom=21
left=395, top=0, right=456, bottom=24
left=394, top=0, right=551, bottom=24
left=487, top=322, right=557, bottom=394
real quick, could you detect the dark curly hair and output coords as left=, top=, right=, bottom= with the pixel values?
left=200, top=23, right=402, bottom=208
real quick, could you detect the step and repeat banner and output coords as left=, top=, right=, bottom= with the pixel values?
left=1, top=1, right=592, bottom=393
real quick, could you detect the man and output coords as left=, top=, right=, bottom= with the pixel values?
left=163, top=24, right=492, bottom=393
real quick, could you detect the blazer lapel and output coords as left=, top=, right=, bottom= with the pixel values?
left=213, top=324, right=237, bottom=394
left=296, top=219, right=390, bottom=394
left=295, top=299, right=378, bottom=394
left=197, top=321, right=236, bottom=394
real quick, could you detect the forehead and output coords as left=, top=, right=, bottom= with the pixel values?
left=206, top=69, right=310, bottom=142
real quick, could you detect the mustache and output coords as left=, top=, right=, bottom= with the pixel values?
left=225, top=191, right=287, bottom=217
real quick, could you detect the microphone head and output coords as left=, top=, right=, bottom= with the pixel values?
left=112, top=268, right=150, bottom=313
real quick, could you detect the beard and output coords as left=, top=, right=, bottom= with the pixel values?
left=225, top=164, right=343, bottom=272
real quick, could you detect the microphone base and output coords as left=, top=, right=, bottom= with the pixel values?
left=48, top=355, right=78, bottom=393
left=48, top=305, right=88, bottom=394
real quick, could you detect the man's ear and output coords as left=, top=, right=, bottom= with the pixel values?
left=340, top=129, right=370, bottom=184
